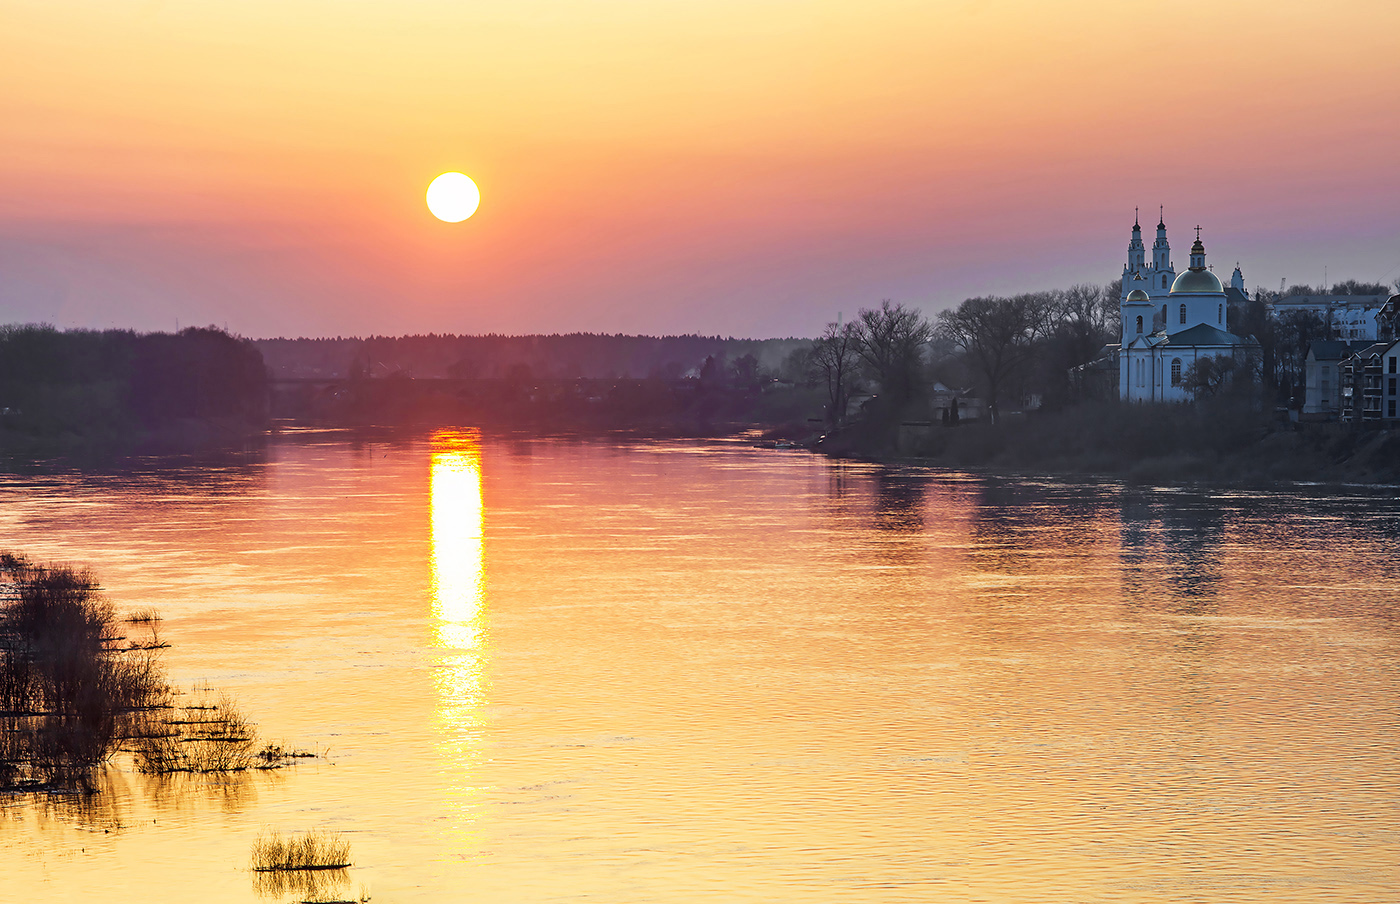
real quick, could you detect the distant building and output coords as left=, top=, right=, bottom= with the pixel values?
left=1303, top=340, right=1368, bottom=417
left=1376, top=295, right=1400, bottom=343
left=1340, top=340, right=1400, bottom=424
left=1270, top=293, right=1391, bottom=341
left=1119, top=217, right=1257, bottom=402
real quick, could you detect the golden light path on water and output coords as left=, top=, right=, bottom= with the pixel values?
left=428, top=429, right=489, bottom=840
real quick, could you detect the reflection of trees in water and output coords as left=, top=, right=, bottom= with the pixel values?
left=816, top=464, right=927, bottom=571
left=817, top=461, right=872, bottom=523
left=1119, top=491, right=1226, bottom=612
left=3, top=762, right=277, bottom=840
left=1160, top=501, right=1226, bottom=604
left=24, top=766, right=133, bottom=833
left=872, top=468, right=926, bottom=532
left=138, top=768, right=269, bottom=816
left=1116, top=491, right=1234, bottom=730
left=824, top=463, right=858, bottom=505
left=967, top=479, right=1119, bottom=575
left=77, top=451, right=269, bottom=499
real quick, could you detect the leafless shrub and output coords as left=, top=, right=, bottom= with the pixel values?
left=133, top=688, right=257, bottom=774
left=0, top=555, right=171, bottom=791
left=2, top=554, right=312, bottom=791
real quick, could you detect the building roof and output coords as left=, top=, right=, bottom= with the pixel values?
left=1271, top=294, right=1388, bottom=308
left=1170, top=268, right=1223, bottom=295
left=1306, top=340, right=1368, bottom=361
left=1346, top=341, right=1394, bottom=361
left=1163, top=323, right=1254, bottom=347
left=1125, top=333, right=1168, bottom=349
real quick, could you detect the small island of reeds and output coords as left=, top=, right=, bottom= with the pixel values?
left=0, top=552, right=308, bottom=793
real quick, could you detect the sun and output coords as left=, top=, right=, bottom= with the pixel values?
left=426, top=172, right=481, bottom=223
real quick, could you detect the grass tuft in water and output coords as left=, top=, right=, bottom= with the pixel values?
left=250, top=828, right=353, bottom=871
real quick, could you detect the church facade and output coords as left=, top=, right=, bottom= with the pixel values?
left=1118, top=212, right=1255, bottom=402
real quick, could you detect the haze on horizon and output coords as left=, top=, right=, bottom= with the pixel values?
left=2, top=0, right=1398, bottom=340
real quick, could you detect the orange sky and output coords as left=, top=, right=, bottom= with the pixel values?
left=2, top=0, right=1399, bottom=337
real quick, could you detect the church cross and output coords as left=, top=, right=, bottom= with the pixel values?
left=1195, top=225, right=1202, bottom=240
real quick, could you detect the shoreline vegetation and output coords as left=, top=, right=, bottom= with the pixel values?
left=3, top=318, right=1397, bottom=487
left=0, top=324, right=268, bottom=461
left=2, top=553, right=355, bottom=900
left=808, top=398, right=1400, bottom=486
left=0, top=553, right=308, bottom=794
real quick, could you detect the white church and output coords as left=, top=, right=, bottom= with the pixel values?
left=1118, top=210, right=1256, bottom=401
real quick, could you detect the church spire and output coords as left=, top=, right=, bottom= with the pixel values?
left=1126, top=208, right=1146, bottom=271
left=1189, top=227, right=1206, bottom=270
left=1151, top=205, right=1171, bottom=274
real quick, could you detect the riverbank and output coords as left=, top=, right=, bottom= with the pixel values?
left=815, top=399, right=1400, bottom=485
left=0, top=415, right=268, bottom=469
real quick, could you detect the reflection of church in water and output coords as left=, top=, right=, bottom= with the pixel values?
left=1118, top=209, right=1256, bottom=401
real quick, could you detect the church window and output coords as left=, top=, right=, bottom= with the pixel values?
left=1135, top=315, right=1143, bottom=334
left=1218, top=304, right=1223, bottom=324
left=1162, top=274, right=1169, bottom=289
left=1171, top=358, right=1182, bottom=385
left=1179, top=304, right=1187, bottom=325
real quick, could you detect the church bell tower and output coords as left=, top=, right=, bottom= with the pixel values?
left=1152, top=207, right=1171, bottom=273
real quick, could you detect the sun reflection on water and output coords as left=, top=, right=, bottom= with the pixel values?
left=428, top=430, right=489, bottom=835
left=430, top=430, right=486, bottom=653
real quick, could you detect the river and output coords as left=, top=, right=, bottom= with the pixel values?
left=2, top=432, right=1398, bottom=902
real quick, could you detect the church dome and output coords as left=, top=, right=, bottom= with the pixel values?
left=1126, top=289, right=1151, bottom=303
left=1170, top=268, right=1223, bottom=294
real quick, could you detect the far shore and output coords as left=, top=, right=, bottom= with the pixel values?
left=5, top=400, right=1398, bottom=492
left=808, top=400, right=1400, bottom=487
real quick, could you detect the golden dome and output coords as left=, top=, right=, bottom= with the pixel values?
left=1126, top=289, right=1151, bottom=303
left=1170, top=268, right=1223, bottom=294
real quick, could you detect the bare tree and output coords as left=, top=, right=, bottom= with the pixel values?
left=936, top=294, right=1054, bottom=423
left=1180, top=355, right=1237, bottom=399
left=1329, top=279, right=1392, bottom=296
left=807, top=321, right=862, bottom=426
left=1055, top=284, right=1112, bottom=361
left=1103, top=278, right=1123, bottom=327
left=730, top=353, right=762, bottom=390
left=852, top=300, right=933, bottom=408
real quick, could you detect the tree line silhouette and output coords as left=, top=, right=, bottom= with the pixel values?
left=0, top=325, right=267, bottom=449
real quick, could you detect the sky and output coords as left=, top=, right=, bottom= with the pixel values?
left=3, top=0, right=1399, bottom=339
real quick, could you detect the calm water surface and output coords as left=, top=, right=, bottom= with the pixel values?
left=2, top=433, right=1398, bottom=902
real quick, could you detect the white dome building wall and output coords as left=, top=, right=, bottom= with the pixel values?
left=1166, top=290, right=1228, bottom=332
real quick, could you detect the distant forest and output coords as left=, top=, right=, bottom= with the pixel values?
left=0, top=325, right=267, bottom=451
left=256, top=333, right=811, bottom=382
